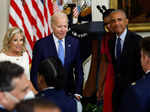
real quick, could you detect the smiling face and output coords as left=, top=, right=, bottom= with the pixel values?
left=51, top=12, right=68, bottom=40
left=140, top=50, right=150, bottom=72
left=110, top=11, right=128, bottom=36
left=52, top=17, right=68, bottom=40
left=8, top=33, right=25, bottom=54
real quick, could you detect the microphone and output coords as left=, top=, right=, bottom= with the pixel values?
left=97, top=5, right=103, bottom=13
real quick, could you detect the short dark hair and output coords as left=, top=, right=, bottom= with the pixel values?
left=103, top=9, right=115, bottom=20
left=140, top=36, right=150, bottom=57
left=0, top=61, right=24, bottom=92
left=110, top=9, right=127, bottom=18
left=14, top=98, right=60, bottom=112
left=38, top=57, right=65, bottom=89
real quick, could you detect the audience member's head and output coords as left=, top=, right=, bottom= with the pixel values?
left=51, top=12, right=68, bottom=40
left=14, top=98, right=61, bottom=112
left=140, top=36, right=150, bottom=72
left=103, top=8, right=115, bottom=32
left=2, top=27, right=26, bottom=54
left=37, top=57, right=65, bottom=90
left=0, top=61, right=34, bottom=110
left=102, top=9, right=115, bottom=20
left=110, top=9, right=128, bottom=36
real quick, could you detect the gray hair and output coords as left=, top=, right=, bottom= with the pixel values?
left=51, top=12, right=68, bottom=25
left=110, top=9, right=127, bottom=18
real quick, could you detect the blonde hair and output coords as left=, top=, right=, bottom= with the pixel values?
left=2, top=27, right=26, bottom=53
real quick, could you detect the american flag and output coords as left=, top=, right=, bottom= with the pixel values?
left=53, top=1, right=61, bottom=13
left=9, top=0, right=54, bottom=63
left=73, top=6, right=80, bottom=18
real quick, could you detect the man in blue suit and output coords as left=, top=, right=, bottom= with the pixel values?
left=30, top=12, right=84, bottom=99
left=120, top=36, right=150, bottom=112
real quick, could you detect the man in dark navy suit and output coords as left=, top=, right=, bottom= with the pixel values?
left=0, top=61, right=34, bottom=112
left=108, top=9, right=144, bottom=112
left=30, top=12, right=84, bottom=99
left=120, top=36, right=150, bottom=112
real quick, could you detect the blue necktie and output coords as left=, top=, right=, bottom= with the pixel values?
left=116, top=37, right=121, bottom=59
left=58, top=40, right=64, bottom=65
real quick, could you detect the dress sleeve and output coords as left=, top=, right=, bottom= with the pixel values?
left=23, top=52, right=30, bottom=80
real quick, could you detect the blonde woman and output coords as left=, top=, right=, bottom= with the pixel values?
left=0, top=27, right=37, bottom=93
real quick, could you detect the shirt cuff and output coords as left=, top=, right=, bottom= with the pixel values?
left=74, top=94, right=82, bottom=99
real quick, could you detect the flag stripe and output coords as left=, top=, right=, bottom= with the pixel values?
left=24, top=0, right=43, bottom=39
left=10, top=0, right=33, bottom=47
left=9, top=14, right=18, bottom=27
left=9, top=0, right=53, bottom=63
left=32, top=0, right=44, bottom=26
left=48, top=0, right=53, bottom=15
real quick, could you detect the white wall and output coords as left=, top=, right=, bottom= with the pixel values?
left=92, top=0, right=109, bottom=21
left=0, top=0, right=9, bottom=49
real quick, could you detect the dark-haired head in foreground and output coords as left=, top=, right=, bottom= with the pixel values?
left=37, top=57, right=65, bottom=90
left=140, top=36, right=150, bottom=72
left=14, top=98, right=61, bottom=112
left=0, top=61, right=31, bottom=111
left=37, top=57, right=77, bottom=112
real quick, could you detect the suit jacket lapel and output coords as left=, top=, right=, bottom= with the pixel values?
left=64, top=36, right=72, bottom=65
left=120, top=30, right=130, bottom=58
left=50, top=35, right=58, bottom=56
left=109, top=35, right=116, bottom=62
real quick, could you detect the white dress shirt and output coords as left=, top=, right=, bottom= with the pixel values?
left=53, top=33, right=65, bottom=55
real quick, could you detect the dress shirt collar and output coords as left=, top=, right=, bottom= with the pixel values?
left=52, top=33, right=65, bottom=52
left=115, top=28, right=127, bottom=58
left=116, top=28, right=127, bottom=50
left=0, top=104, right=4, bottom=109
left=145, top=70, right=150, bottom=75
left=43, top=87, right=55, bottom=91
left=142, top=70, right=150, bottom=79
left=53, top=33, right=65, bottom=43
left=116, top=28, right=127, bottom=42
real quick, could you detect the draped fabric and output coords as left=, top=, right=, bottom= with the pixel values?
left=83, top=40, right=100, bottom=97
left=97, top=32, right=115, bottom=112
